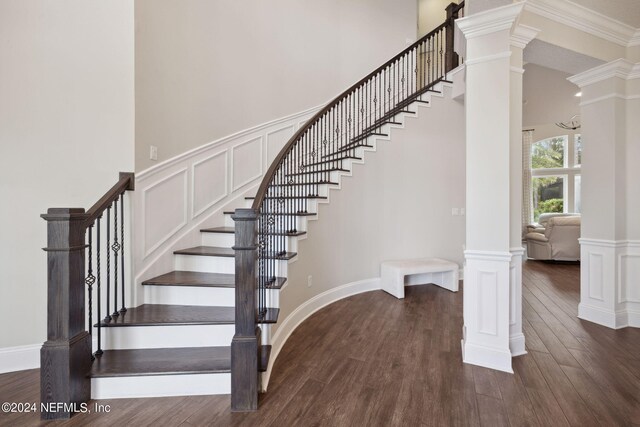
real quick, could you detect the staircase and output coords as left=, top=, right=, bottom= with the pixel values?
left=40, top=1, right=465, bottom=419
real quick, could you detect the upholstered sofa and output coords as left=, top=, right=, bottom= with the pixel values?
left=525, top=214, right=581, bottom=261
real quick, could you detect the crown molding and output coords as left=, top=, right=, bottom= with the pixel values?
left=568, top=59, right=640, bottom=87
left=456, top=3, right=524, bottom=40
left=510, top=24, right=540, bottom=49
left=523, top=0, right=638, bottom=48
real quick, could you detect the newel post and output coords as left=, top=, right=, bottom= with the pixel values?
left=445, top=2, right=460, bottom=73
left=231, top=208, right=259, bottom=411
left=40, top=208, right=92, bottom=420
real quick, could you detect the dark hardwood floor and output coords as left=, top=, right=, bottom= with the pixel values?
left=2, top=261, right=640, bottom=426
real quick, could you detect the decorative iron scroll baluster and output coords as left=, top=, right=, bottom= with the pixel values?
left=112, top=198, right=119, bottom=318
left=104, top=205, right=111, bottom=323
left=120, top=192, right=126, bottom=313
left=85, top=223, right=95, bottom=361
left=95, top=217, right=103, bottom=357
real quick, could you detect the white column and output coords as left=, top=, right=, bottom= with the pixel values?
left=456, top=3, right=525, bottom=373
left=508, top=25, right=538, bottom=357
left=569, top=60, right=640, bottom=329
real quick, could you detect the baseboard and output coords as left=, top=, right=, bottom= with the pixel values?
left=461, top=340, right=513, bottom=373
left=578, top=303, right=619, bottom=328
left=509, top=333, right=527, bottom=357
left=261, top=277, right=381, bottom=390
left=0, top=344, right=40, bottom=374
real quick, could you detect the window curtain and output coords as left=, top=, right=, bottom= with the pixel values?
left=522, top=129, right=534, bottom=235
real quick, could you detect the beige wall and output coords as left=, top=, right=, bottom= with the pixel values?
left=523, top=63, right=580, bottom=129
left=135, top=0, right=418, bottom=171
left=277, top=88, right=465, bottom=336
left=0, top=1, right=134, bottom=349
left=418, top=0, right=457, bottom=36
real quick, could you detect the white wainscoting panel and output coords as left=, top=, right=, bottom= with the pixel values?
left=266, top=125, right=296, bottom=165
left=143, top=169, right=188, bottom=257
left=231, top=136, right=263, bottom=192
left=192, top=150, right=228, bottom=219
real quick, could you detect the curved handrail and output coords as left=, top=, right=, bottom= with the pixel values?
left=251, top=20, right=450, bottom=210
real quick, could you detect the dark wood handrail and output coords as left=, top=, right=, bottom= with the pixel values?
left=251, top=17, right=455, bottom=210
left=85, top=172, right=135, bottom=226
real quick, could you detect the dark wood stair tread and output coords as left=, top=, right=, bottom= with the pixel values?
left=270, top=181, right=339, bottom=187
left=245, top=196, right=328, bottom=200
left=223, top=211, right=316, bottom=217
left=99, top=304, right=235, bottom=327
left=142, top=270, right=235, bottom=288
left=174, top=246, right=297, bottom=261
left=201, top=226, right=307, bottom=237
left=89, top=347, right=231, bottom=378
left=142, top=270, right=287, bottom=289
left=258, top=308, right=280, bottom=324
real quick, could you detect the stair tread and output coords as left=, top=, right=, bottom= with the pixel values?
left=142, top=270, right=236, bottom=288
left=258, top=308, right=280, bottom=324
left=174, top=246, right=297, bottom=260
left=201, top=226, right=307, bottom=237
left=99, top=304, right=235, bottom=327
left=224, top=211, right=316, bottom=217
left=142, top=270, right=287, bottom=289
left=270, top=181, right=339, bottom=187
left=285, top=168, right=349, bottom=177
left=89, top=347, right=231, bottom=378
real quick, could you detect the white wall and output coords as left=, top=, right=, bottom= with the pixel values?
left=418, top=0, right=458, bottom=36
left=523, top=63, right=580, bottom=129
left=277, top=87, right=465, bottom=336
left=0, top=1, right=134, bottom=350
left=134, top=0, right=418, bottom=171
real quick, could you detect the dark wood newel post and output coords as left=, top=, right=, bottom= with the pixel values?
left=40, top=208, right=92, bottom=420
left=445, top=2, right=460, bottom=73
left=231, top=208, right=259, bottom=411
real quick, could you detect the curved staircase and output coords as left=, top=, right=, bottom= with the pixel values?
left=40, top=2, right=464, bottom=419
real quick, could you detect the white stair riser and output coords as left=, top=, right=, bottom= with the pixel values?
left=91, top=373, right=230, bottom=399
left=101, top=324, right=234, bottom=350
left=201, top=232, right=298, bottom=252
left=175, top=254, right=234, bottom=274
left=143, top=285, right=280, bottom=307
left=144, top=285, right=235, bottom=306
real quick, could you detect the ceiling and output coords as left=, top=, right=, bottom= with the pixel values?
left=569, top=0, right=640, bottom=28
left=524, top=39, right=605, bottom=75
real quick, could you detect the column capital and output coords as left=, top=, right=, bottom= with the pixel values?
left=569, top=59, right=640, bottom=88
left=456, top=2, right=524, bottom=41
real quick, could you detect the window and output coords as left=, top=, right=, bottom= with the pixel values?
left=530, top=134, right=580, bottom=222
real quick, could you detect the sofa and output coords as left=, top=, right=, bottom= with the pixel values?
left=525, top=213, right=581, bottom=261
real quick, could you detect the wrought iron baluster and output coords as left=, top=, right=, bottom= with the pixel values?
left=112, top=198, right=119, bottom=318
left=85, top=224, right=95, bottom=360
left=104, top=205, right=111, bottom=323
left=95, top=217, right=103, bottom=357
left=120, top=192, right=126, bottom=313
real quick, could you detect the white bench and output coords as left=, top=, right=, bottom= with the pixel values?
left=380, top=258, right=459, bottom=299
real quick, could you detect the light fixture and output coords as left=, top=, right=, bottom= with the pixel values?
left=556, top=114, right=581, bottom=130
left=575, top=91, right=582, bottom=97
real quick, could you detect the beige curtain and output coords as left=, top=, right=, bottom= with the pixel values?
left=522, top=130, right=534, bottom=235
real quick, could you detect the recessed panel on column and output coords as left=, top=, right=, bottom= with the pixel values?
left=478, top=270, right=498, bottom=336
left=620, top=254, right=640, bottom=303
left=588, top=252, right=604, bottom=301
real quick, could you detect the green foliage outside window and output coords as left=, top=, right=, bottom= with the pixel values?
left=534, top=198, right=563, bottom=221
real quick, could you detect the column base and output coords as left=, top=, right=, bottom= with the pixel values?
left=509, top=333, right=527, bottom=356
left=461, top=339, right=514, bottom=373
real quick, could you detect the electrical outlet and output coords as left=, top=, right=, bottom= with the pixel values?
left=460, top=208, right=465, bottom=215
left=307, top=275, right=313, bottom=287
left=452, top=208, right=459, bottom=216
left=150, top=145, right=158, bottom=161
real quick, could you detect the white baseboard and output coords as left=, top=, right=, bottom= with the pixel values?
left=578, top=303, right=618, bottom=328
left=261, top=277, right=381, bottom=390
left=0, top=344, right=40, bottom=374
left=509, top=333, right=527, bottom=357
left=462, top=340, right=514, bottom=373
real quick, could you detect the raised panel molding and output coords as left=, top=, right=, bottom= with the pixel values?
left=587, top=252, right=605, bottom=301
left=509, top=263, right=516, bottom=326
left=478, top=270, right=498, bottom=336
left=619, top=254, right=640, bottom=303
left=231, top=136, right=263, bottom=192
left=191, top=150, right=228, bottom=219
left=143, top=168, right=188, bottom=257
left=265, top=125, right=295, bottom=166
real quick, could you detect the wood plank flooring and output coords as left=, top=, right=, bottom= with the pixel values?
left=2, top=261, right=640, bottom=426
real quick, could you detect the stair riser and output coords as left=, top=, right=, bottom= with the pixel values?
left=175, top=254, right=235, bottom=274
left=91, top=373, right=230, bottom=399
left=143, top=285, right=279, bottom=306
left=201, top=232, right=298, bottom=252
left=100, top=324, right=235, bottom=350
